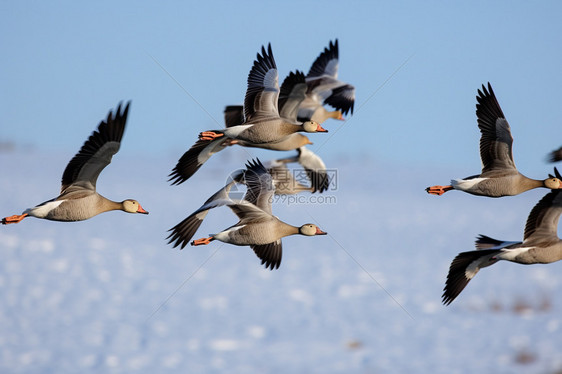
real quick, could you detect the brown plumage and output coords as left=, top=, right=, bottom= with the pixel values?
left=426, top=83, right=562, bottom=197
left=169, top=44, right=327, bottom=185
left=2, top=102, right=148, bottom=225
left=168, top=159, right=327, bottom=270
left=442, top=182, right=562, bottom=305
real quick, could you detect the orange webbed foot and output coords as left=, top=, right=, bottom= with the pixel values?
left=425, top=185, right=453, bottom=196
left=2, top=213, right=28, bottom=225
left=191, top=236, right=214, bottom=246
left=199, top=131, right=224, bottom=141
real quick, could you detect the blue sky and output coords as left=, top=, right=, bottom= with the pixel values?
left=2, top=1, right=562, bottom=174
left=1, top=3, right=562, bottom=372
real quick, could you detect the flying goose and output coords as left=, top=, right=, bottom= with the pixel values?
left=298, top=39, right=355, bottom=123
left=220, top=70, right=315, bottom=151
left=442, top=170, right=562, bottom=305
left=169, top=44, right=327, bottom=185
left=2, top=102, right=148, bottom=224
left=167, top=147, right=329, bottom=251
left=426, top=83, right=562, bottom=197
left=168, top=159, right=327, bottom=270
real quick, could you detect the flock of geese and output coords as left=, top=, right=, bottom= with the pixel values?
left=426, top=83, right=562, bottom=305
left=1, top=40, right=353, bottom=271
left=2, top=40, right=562, bottom=306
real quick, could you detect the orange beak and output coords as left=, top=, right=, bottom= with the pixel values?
left=315, top=227, right=327, bottom=235
left=316, top=124, right=328, bottom=132
left=137, top=204, right=149, bottom=214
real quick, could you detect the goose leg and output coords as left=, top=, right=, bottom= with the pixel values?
left=2, top=213, right=28, bottom=225
left=191, top=236, right=215, bottom=246
left=199, top=131, right=224, bottom=141
left=426, top=185, right=454, bottom=195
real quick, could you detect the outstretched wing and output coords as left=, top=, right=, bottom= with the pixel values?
left=306, top=39, right=355, bottom=115
left=278, top=70, right=307, bottom=123
left=168, top=137, right=229, bottom=185
left=61, top=102, right=129, bottom=193
left=243, top=159, right=275, bottom=215
left=442, top=249, right=500, bottom=305
left=523, top=185, right=562, bottom=242
left=476, top=83, right=516, bottom=174
left=244, top=44, right=280, bottom=122
left=167, top=170, right=244, bottom=249
left=307, top=39, right=339, bottom=79
left=251, top=239, right=282, bottom=270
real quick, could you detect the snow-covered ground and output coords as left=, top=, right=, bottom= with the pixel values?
left=0, top=148, right=561, bottom=373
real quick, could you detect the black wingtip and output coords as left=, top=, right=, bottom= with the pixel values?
left=244, top=158, right=267, bottom=174
left=549, top=167, right=561, bottom=179
left=547, top=148, right=562, bottom=163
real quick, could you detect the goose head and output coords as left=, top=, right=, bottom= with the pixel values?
left=298, top=223, right=327, bottom=236
left=122, top=199, right=149, bottom=214
left=546, top=167, right=562, bottom=189
left=302, top=120, right=328, bottom=133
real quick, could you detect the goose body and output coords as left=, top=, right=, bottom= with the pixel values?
left=2, top=103, right=148, bottom=224
left=220, top=72, right=315, bottom=151
left=167, top=159, right=327, bottom=269
left=426, top=83, right=562, bottom=197
left=442, top=185, right=562, bottom=305
left=169, top=44, right=327, bottom=185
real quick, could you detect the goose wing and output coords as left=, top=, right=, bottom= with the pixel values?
left=251, top=240, right=282, bottom=270
left=523, top=179, right=562, bottom=242
left=442, top=249, right=501, bottom=305
left=306, top=39, right=355, bottom=116
left=61, top=102, right=129, bottom=193
left=169, top=137, right=229, bottom=185
left=547, top=146, right=562, bottom=163
left=476, top=83, right=516, bottom=174
left=167, top=170, right=245, bottom=249
left=278, top=70, right=307, bottom=123
left=296, top=147, right=330, bottom=193
left=244, top=44, right=280, bottom=122
left=242, top=159, right=275, bottom=215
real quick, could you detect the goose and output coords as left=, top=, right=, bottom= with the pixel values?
left=169, top=44, right=327, bottom=185
left=167, top=148, right=329, bottom=250
left=220, top=71, right=314, bottom=151
left=443, top=170, right=562, bottom=305
left=167, top=159, right=327, bottom=270
left=298, top=39, right=355, bottom=123
left=547, top=146, right=562, bottom=163
left=266, top=146, right=331, bottom=194
left=426, top=83, right=562, bottom=197
left=2, top=102, right=148, bottom=224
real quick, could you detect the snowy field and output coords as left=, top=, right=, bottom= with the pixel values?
left=0, top=148, right=561, bottom=373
